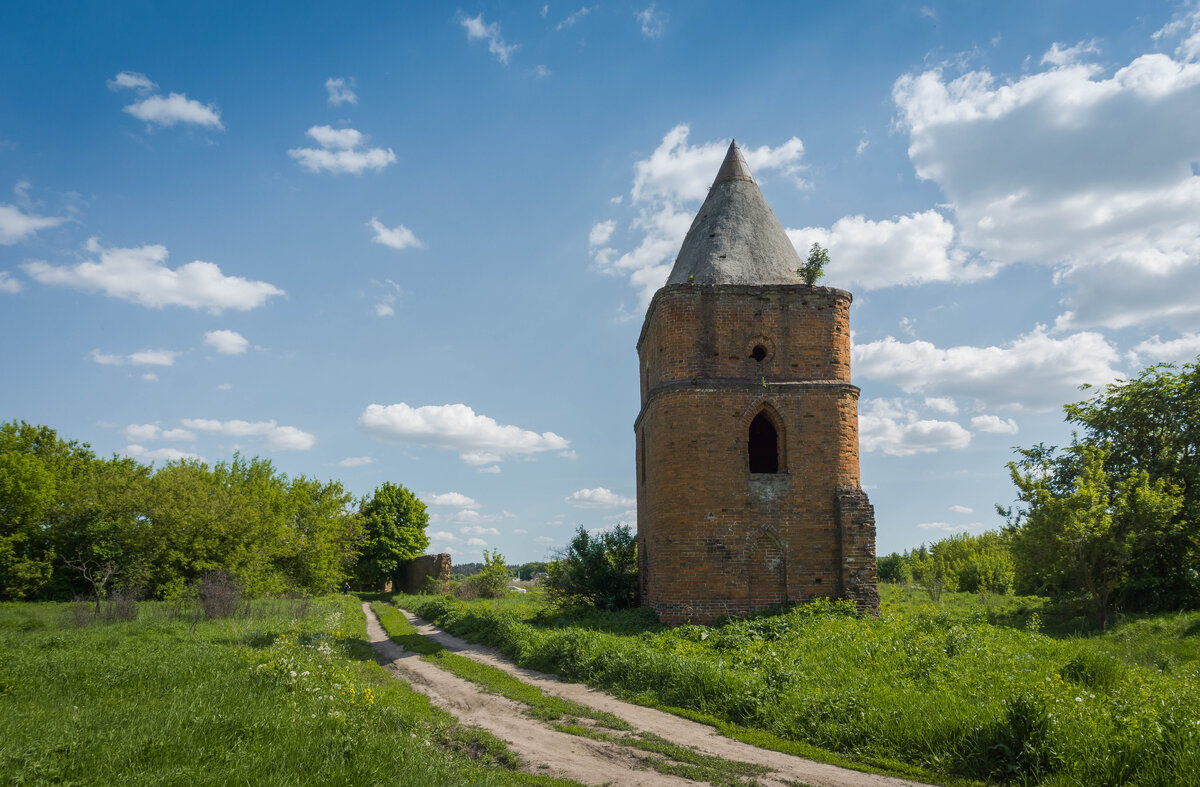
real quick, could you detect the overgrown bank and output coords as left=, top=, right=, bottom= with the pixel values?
left=395, top=590, right=1200, bottom=786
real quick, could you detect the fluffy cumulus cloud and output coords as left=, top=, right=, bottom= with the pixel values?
left=125, top=444, right=202, bottom=463
left=89, top=348, right=180, bottom=366
left=461, top=525, right=500, bottom=536
left=181, top=418, right=316, bottom=451
left=368, top=218, right=423, bottom=250
left=459, top=13, right=518, bottom=64
left=125, top=94, right=223, bottom=129
left=853, top=326, right=1123, bottom=411
left=288, top=125, right=395, bottom=175
left=0, top=203, right=66, bottom=245
left=785, top=210, right=992, bottom=290
left=109, top=71, right=222, bottom=130
left=424, top=492, right=480, bottom=509
left=359, top=402, right=569, bottom=465
left=1130, top=332, right=1200, bottom=364
left=23, top=239, right=283, bottom=312
left=970, top=414, right=1020, bottom=434
left=859, top=399, right=972, bottom=456
left=334, top=455, right=375, bottom=467
left=203, top=329, right=249, bottom=355
left=0, top=271, right=21, bottom=293
left=592, top=125, right=808, bottom=303
left=325, top=77, right=357, bottom=106
left=565, top=487, right=636, bottom=508
left=891, top=16, right=1200, bottom=330
left=123, top=424, right=195, bottom=442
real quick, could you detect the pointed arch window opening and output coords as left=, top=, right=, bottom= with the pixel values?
left=748, top=410, right=784, bottom=474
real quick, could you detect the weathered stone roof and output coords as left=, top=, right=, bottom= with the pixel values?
left=665, top=140, right=803, bottom=286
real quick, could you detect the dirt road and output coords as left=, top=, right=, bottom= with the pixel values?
left=363, top=602, right=930, bottom=787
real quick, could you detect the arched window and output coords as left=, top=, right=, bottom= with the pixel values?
left=748, top=412, right=780, bottom=473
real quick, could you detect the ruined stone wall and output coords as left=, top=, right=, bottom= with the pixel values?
left=636, top=283, right=877, bottom=623
left=399, top=553, right=452, bottom=594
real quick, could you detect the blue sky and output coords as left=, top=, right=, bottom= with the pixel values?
left=4, top=1, right=1200, bottom=562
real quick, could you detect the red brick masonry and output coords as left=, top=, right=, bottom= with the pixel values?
left=635, top=283, right=879, bottom=623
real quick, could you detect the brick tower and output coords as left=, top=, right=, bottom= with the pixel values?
left=634, top=140, right=878, bottom=624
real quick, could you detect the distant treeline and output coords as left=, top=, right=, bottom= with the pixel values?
left=451, top=561, right=548, bottom=581
left=878, top=531, right=1014, bottom=595
left=0, top=421, right=364, bottom=601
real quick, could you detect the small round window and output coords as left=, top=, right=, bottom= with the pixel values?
left=750, top=345, right=768, bottom=362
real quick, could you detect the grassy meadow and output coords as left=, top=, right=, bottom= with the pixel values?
left=393, top=585, right=1200, bottom=786
left=0, top=595, right=573, bottom=786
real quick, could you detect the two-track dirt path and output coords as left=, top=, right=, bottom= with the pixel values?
left=363, top=602, right=930, bottom=787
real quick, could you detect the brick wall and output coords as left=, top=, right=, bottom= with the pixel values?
left=636, top=283, right=878, bottom=623
left=399, top=553, right=452, bottom=594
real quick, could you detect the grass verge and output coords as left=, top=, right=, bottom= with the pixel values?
left=0, top=596, right=576, bottom=786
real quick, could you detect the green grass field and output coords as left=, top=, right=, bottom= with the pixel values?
left=0, top=596, right=574, bottom=786
left=394, top=586, right=1200, bottom=786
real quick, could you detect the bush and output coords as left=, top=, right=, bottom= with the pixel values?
left=457, top=550, right=509, bottom=600
left=545, top=524, right=638, bottom=611
left=197, top=571, right=245, bottom=620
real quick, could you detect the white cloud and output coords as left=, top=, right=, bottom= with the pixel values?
left=425, top=492, right=480, bottom=509
left=565, top=487, right=636, bottom=508
left=513, top=528, right=528, bottom=535
left=595, top=125, right=807, bottom=303
left=429, top=530, right=461, bottom=542
left=359, top=402, right=569, bottom=464
left=123, top=424, right=195, bottom=442
left=891, top=33, right=1200, bottom=330
left=181, top=418, right=316, bottom=451
left=532, top=64, right=551, bottom=79
left=589, top=220, right=615, bottom=247
left=460, top=13, right=518, bottom=64
left=461, top=526, right=500, bottom=536
left=125, top=444, right=201, bottom=463
left=107, top=71, right=157, bottom=92
left=306, top=125, right=364, bottom=150
left=368, top=218, right=424, bottom=250
left=853, top=326, right=1123, bottom=411
left=466, top=537, right=488, bottom=547
left=203, top=329, right=249, bottom=355
left=334, top=456, right=375, bottom=467
left=0, top=203, right=67, bottom=245
left=141, top=373, right=158, bottom=382
left=24, top=239, right=284, bottom=313
left=370, top=278, right=401, bottom=318
left=325, top=77, right=357, bottom=106
left=217, top=383, right=233, bottom=391
left=124, top=93, right=223, bottom=129
left=1041, top=39, right=1101, bottom=67
left=916, top=521, right=987, bottom=533
left=855, top=137, right=869, bottom=157
left=289, top=126, right=396, bottom=175
left=786, top=210, right=991, bottom=290
left=949, top=505, right=974, bottom=514
left=1130, top=332, right=1200, bottom=364
left=859, top=398, right=972, bottom=456
left=533, top=536, right=556, bottom=543
left=636, top=4, right=666, bottom=38
left=924, top=397, right=958, bottom=415
left=0, top=272, right=21, bottom=293
left=970, top=414, right=1019, bottom=434
left=478, top=465, right=501, bottom=474
left=556, top=6, right=594, bottom=30
left=89, top=348, right=180, bottom=366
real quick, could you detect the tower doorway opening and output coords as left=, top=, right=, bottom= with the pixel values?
left=748, top=412, right=780, bottom=473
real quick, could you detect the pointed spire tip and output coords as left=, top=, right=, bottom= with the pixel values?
left=713, top=138, right=754, bottom=187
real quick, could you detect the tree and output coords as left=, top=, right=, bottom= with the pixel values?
left=798, top=242, right=830, bottom=285
left=355, top=482, right=428, bottom=589
left=1002, top=358, right=1200, bottom=620
left=461, top=549, right=510, bottom=599
left=545, top=524, right=638, bottom=610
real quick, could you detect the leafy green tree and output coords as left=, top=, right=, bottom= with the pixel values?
left=517, top=561, right=548, bottom=581
left=355, top=482, right=428, bottom=589
left=545, top=524, right=638, bottom=610
left=798, top=242, right=829, bottom=285
left=461, top=549, right=511, bottom=599
left=1002, top=358, right=1200, bottom=619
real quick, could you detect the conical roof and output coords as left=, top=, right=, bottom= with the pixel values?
left=666, top=140, right=803, bottom=286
